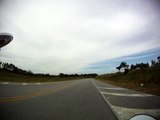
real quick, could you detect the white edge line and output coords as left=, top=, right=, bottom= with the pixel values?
left=98, top=87, right=126, bottom=90
left=101, top=92, right=153, bottom=97
left=1, top=82, right=9, bottom=84
left=22, top=83, right=27, bottom=85
left=92, top=79, right=121, bottom=120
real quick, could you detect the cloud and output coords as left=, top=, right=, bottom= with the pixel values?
left=0, top=0, right=160, bottom=74
left=84, top=47, right=160, bottom=74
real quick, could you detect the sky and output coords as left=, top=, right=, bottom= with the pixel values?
left=0, top=0, right=160, bottom=75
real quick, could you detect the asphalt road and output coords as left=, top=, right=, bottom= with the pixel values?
left=0, top=79, right=160, bottom=120
left=0, top=79, right=118, bottom=120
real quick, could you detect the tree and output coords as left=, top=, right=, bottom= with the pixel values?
left=59, top=73, right=64, bottom=77
left=0, top=62, right=2, bottom=69
left=116, top=61, right=129, bottom=74
left=27, top=70, right=33, bottom=75
left=2, top=62, right=10, bottom=70
left=116, top=66, right=121, bottom=71
left=120, top=62, right=128, bottom=68
left=130, top=64, right=136, bottom=70
left=157, top=56, right=160, bottom=64
left=136, top=63, right=149, bottom=69
left=121, top=62, right=129, bottom=74
left=151, top=60, right=156, bottom=67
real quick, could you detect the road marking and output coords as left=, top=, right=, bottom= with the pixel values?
left=1, top=82, right=10, bottom=84
left=112, top=106, right=160, bottom=120
left=0, top=81, right=80, bottom=103
left=36, top=83, right=40, bottom=85
left=0, top=86, right=68, bottom=103
left=92, top=80, right=159, bottom=120
left=22, top=83, right=27, bottom=85
left=98, top=87, right=126, bottom=90
left=101, top=92, right=153, bottom=97
left=92, top=80, right=121, bottom=120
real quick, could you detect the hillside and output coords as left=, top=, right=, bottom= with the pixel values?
left=96, top=66, right=160, bottom=95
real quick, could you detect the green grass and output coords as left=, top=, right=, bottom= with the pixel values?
left=0, top=70, right=83, bottom=83
left=96, top=66, right=160, bottom=95
left=97, top=66, right=160, bottom=85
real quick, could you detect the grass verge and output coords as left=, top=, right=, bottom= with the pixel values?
left=0, top=70, right=83, bottom=83
left=96, top=66, right=160, bottom=96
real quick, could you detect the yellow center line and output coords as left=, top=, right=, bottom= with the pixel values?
left=0, top=82, right=79, bottom=103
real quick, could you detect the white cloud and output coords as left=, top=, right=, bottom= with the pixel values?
left=0, top=0, right=160, bottom=74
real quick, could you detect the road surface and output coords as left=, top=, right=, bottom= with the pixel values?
left=0, top=79, right=160, bottom=120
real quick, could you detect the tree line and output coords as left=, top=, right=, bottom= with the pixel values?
left=0, top=61, right=97, bottom=78
left=59, top=73, right=97, bottom=78
left=0, top=62, right=34, bottom=75
left=116, top=56, right=160, bottom=74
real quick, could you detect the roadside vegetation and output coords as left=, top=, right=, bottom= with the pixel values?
left=96, top=56, right=160, bottom=95
left=0, top=62, right=97, bottom=83
left=1, top=56, right=160, bottom=95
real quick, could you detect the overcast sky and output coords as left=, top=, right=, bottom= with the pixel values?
left=0, top=0, right=160, bottom=74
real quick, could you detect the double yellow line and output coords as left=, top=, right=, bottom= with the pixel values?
left=0, top=83, right=76, bottom=103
